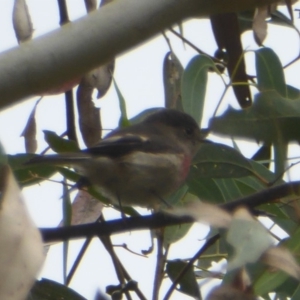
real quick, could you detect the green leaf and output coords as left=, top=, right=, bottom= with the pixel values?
left=27, top=278, right=87, bottom=300
left=8, top=154, right=57, bottom=187
left=43, top=130, right=79, bottom=153
left=255, top=48, right=286, bottom=97
left=166, top=260, right=201, bottom=299
left=287, top=85, right=300, bottom=100
left=273, top=140, right=288, bottom=178
left=209, top=91, right=300, bottom=143
left=291, top=283, right=300, bottom=299
left=187, top=177, right=225, bottom=204
left=269, top=10, right=295, bottom=28
left=192, top=142, right=254, bottom=178
left=182, top=55, right=215, bottom=124
left=197, top=228, right=227, bottom=269
left=214, top=178, right=245, bottom=201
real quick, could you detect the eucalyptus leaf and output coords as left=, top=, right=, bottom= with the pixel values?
left=256, top=48, right=286, bottom=97
left=43, top=130, right=79, bottom=153
left=166, top=260, right=201, bottom=299
left=182, top=55, right=215, bottom=124
left=209, top=91, right=300, bottom=143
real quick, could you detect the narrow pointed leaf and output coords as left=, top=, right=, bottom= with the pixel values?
left=43, top=130, right=80, bottom=153
left=209, top=91, right=300, bottom=143
left=166, top=260, right=201, bottom=299
left=256, top=48, right=287, bottom=96
left=182, top=55, right=214, bottom=123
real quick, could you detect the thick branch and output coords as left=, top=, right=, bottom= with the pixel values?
left=41, top=180, right=300, bottom=243
left=0, top=0, right=278, bottom=109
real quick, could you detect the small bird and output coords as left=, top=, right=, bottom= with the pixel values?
left=28, top=108, right=205, bottom=209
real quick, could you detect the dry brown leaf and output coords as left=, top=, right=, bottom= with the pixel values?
left=21, top=99, right=41, bottom=153
left=261, top=246, right=300, bottom=280
left=167, top=201, right=232, bottom=228
left=163, top=51, right=183, bottom=110
left=61, top=190, right=104, bottom=226
left=76, top=75, right=102, bottom=147
left=253, top=6, right=268, bottom=46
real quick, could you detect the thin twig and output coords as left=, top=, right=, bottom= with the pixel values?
left=163, top=234, right=220, bottom=300
left=152, top=228, right=165, bottom=300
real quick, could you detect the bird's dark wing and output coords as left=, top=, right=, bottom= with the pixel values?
left=82, top=134, right=149, bottom=158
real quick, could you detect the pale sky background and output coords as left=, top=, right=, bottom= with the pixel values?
left=0, top=1, right=299, bottom=299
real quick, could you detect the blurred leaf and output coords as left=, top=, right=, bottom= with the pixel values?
left=163, top=51, right=184, bottom=110
left=270, top=10, right=294, bottom=28
left=238, top=10, right=255, bottom=33
left=262, top=246, right=300, bottom=280
left=0, top=166, right=44, bottom=300
left=254, top=226, right=300, bottom=295
left=27, top=278, right=87, bottom=300
left=227, top=208, right=273, bottom=270
left=291, top=283, right=300, bottom=299
left=169, top=199, right=232, bottom=228
left=182, top=55, right=214, bottom=123
left=284, top=0, right=294, bottom=22
left=256, top=47, right=287, bottom=97
left=287, top=85, right=300, bottom=100
left=43, top=130, right=80, bottom=153
left=238, top=10, right=295, bottom=35
left=209, top=91, right=300, bottom=143
left=166, top=260, right=201, bottom=299
left=12, top=0, right=33, bottom=43
left=113, top=78, right=130, bottom=128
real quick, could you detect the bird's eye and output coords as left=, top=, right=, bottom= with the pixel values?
left=185, top=127, right=194, bottom=135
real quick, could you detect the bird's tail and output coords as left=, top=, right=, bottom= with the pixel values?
left=24, top=153, right=90, bottom=167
